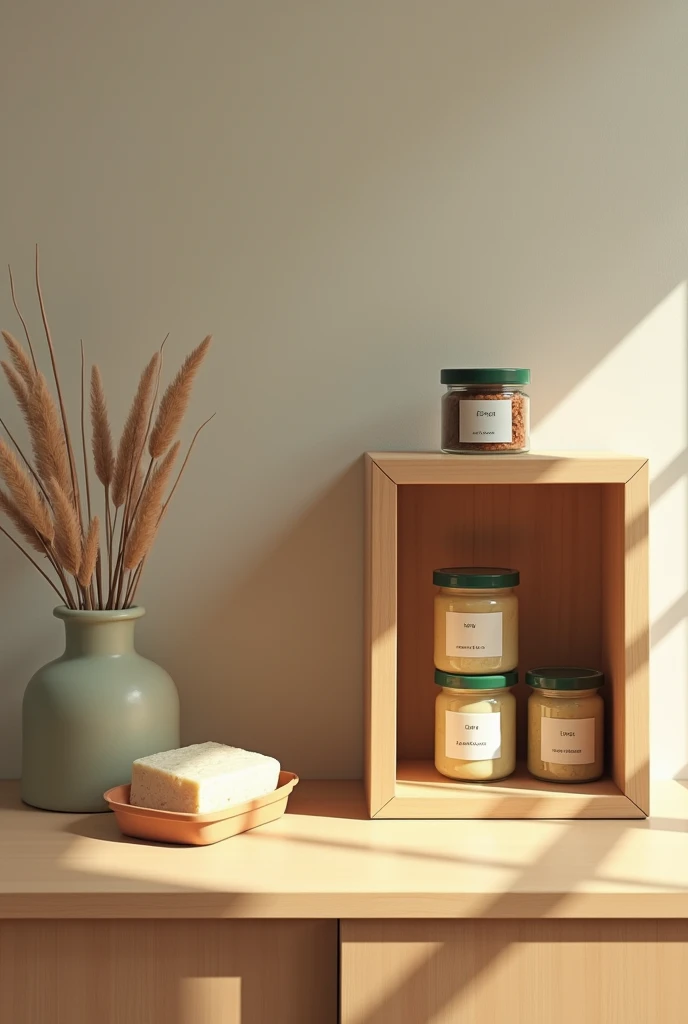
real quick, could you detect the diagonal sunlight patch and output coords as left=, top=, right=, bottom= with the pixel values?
left=651, top=619, right=688, bottom=779
left=589, top=827, right=688, bottom=893
left=651, top=476, right=688, bottom=778
left=535, top=282, right=688, bottom=779
left=650, top=478, right=688, bottom=624
left=56, top=811, right=608, bottom=918
left=532, top=282, right=686, bottom=468
left=56, top=814, right=543, bottom=898
left=345, top=942, right=438, bottom=1024
left=181, top=977, right=241, bottom=1022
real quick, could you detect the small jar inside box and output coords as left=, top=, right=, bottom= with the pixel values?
left=434, top=669, right=517, bottom=782
left=526, top=668, right=604, bottom=783
left=433, top=567, right=519, bottom=674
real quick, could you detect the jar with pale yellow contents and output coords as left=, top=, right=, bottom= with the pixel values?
left=527, top=668, right=604, bottom=783
left=435, top=670, right=517, bottom=781
left=433, top=567, right=519, bottom=674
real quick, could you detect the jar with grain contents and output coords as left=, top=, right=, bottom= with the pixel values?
left=435, top=670, right=517, bottom=781
left=434, top=567, right=519, bottom=674
left=440, top=368, right=530, bottom=453
left=526, top=668, right=604, bottom=783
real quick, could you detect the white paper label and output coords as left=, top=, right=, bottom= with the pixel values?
left=540, top=717, right=595, bottom=764
left=445, top=711, right=501, bottom=760
left=445, top=612, right=503, bottom=659
left=459, top=399, right=512, bottom=443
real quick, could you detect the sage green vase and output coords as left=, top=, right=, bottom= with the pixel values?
left=21, top=606, right=180, bottom=812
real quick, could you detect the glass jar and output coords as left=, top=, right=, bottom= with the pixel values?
left=435, top=670, right=517, bottom=781
left=526, top=668, right=604, bottom=783
left=440, top=368, right=530, bottom=454
left=434, top=567, right=519, bottom=674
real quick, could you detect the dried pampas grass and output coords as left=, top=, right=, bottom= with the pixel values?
left=0, top=439, right=53, bottom=543
left=124, top=442, right=179, bottom=571
left=78, top=517, right=100, bottom=589
left=0, top=490, right=48, bottom=555
left=112, top=353, right=159, bottom=509
left=28, top=371, right=73, bottom=500
left=1, top=361, right=31, bottom=420
left=149, top=336, right=211, bottom=458
left=49, top=477, right=82, bottom=577
left=2, top=330, right=35, bottom=386
left=0, top=248, right=213, bottom=609
left=90, top=366, right=114, bottom=488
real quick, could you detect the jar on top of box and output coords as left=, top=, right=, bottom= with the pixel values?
left=440, top=368, right=530, bottom=453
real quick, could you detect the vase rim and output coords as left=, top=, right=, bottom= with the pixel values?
left=53, top=606, right=146, bottom=623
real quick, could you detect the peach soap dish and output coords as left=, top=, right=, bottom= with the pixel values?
left=104, top=770, right=299, bottom=846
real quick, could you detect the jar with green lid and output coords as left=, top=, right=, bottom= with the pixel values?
left=434, top=567, right=519, bottom=674
left=440, top=368, right=530, bottom=453
left=435, top=669, right=517, bottom=781
left=527, top=668, right=604, bottom=783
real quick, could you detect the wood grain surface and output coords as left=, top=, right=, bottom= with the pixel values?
left=0, top=919, right=336, bottom=1024
left=0, top=780, right=686, bottom=919
left=341, top=919, right=688, bottom=1024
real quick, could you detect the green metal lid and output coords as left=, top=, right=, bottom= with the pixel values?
left=525, top=667, right=604, bottom=691
left=433, top=567, right=520, bottom=589
left=440, top=368, right=530, bottom=386
left=435, top=669, right=518, bottom=690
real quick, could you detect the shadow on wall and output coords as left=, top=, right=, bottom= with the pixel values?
left=163, top=461, right=365, bottom=779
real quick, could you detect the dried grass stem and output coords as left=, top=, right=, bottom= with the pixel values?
left=0, top=257, right=212, bottom=607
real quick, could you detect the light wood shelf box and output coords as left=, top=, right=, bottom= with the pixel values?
left=365, top=452, right=649, bottom=820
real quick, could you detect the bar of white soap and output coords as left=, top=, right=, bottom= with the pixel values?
left=130, top=742, right=281, bottom=814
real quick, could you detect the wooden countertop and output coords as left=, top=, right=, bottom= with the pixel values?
left=2, top=779, right=688, bottom=919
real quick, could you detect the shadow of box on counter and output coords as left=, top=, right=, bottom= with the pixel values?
left=364, top=451, right=649, bottom=820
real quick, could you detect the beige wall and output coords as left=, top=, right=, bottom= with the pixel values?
left=0, top=1, right=687, bottom=779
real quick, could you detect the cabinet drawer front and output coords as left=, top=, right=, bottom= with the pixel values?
left=341, top=920, right=688, bottom=1024
left=0, top=920, right=337, bottom=1024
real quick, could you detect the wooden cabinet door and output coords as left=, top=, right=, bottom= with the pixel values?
left=0, top=920, right=337, bottom=1024
left=341, top=920, right=688, bottom=1024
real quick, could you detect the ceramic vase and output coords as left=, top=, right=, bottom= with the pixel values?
left=21, top=606, right=180, bottom=812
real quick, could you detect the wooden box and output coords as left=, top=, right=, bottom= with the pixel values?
left=365, top=452, right=649, bottom=819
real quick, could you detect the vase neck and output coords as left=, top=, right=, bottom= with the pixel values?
left=63, top=618, right=138, bottom=657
